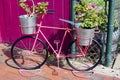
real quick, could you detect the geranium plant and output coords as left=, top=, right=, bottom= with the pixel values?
left=98, top=10, right=119, bottom=32
left=74, top=0, right=103, bottom=29
left=19, top=0, right=48, bottom=17
left=18, top=0, right=48, bottom=34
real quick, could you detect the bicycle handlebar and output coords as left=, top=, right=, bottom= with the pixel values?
left=59, top=18, right=75, bottom=25
left=59, top=18, right=82, bottom=28
left=59, top=18, right=100, bottom=33
left=47, top=9, right=55, bottom=14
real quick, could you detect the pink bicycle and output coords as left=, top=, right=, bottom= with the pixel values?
left=11, top=14, right=102, bottom=71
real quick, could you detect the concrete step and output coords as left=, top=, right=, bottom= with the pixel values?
left=113, top=53, right=120, bottom=69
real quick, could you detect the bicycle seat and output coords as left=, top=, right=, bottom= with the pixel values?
left=54, top=40, right=60, bottom=44
left=47, top=9, right=55, bottom=14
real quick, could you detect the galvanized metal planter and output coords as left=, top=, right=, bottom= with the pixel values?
left=19, top=15, right=37, bottom=34
left=76, top=28, right=95, bottom=46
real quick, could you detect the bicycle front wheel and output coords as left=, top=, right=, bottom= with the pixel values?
left=66, top=39, right=102, bottom=71
left=11, top=36, right=48, bottom=70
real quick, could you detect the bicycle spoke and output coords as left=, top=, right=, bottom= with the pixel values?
left=11, top=36, right=48, bottom=70
left=66, top=39, right=102, bottom=71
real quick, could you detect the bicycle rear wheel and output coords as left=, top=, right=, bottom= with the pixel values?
left=11, top=36, right=48, bottom=70
left=66, top=39, right=102, bottom=71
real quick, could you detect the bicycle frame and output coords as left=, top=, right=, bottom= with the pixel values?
left=31, top=15, right=89, bottom=59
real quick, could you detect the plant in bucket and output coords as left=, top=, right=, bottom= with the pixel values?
left=19, top=0, right=48, bottom=34
left=74, top=0, right=103, bottom=45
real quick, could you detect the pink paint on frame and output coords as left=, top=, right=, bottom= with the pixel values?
left=0, top=0, right=70, bottom=44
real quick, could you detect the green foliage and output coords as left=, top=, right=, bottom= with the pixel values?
left=74, top=0, right=103, bottom=29
left=19, top=0, right=48, bottom=16
left=74, top=0, right=119, bottom=30
left=97, top=5, right=119, bottom=31
left=33, top=2, right=48, bottom=14
left=19, top=0, right=30, bottom=14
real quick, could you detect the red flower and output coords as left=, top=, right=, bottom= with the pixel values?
left=78, top=13, right=84, bottom=17
left=91, top=4, right=97, bottom=9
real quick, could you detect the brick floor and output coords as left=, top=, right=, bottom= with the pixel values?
left=0, top=44, right=120, bottom=80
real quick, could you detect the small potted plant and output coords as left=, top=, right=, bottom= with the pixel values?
left=19, top=0, right=48, bottom=34
left=73, top=0, right=103, bottom=45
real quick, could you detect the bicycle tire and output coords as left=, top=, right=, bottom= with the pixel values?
left=66, top=39, right=102, bottom=71
left=11, top=36, right=48, bottom=70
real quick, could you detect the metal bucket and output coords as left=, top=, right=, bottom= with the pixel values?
left=76, top=28, right=95, bottom=46
left=21, top=27, right=36, bottom=34
left=19, top=15, right=37, bottom=34
left=74, top=22, right=81, bottom=28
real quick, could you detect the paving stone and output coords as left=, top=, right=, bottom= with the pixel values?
left=30, top=76, right=51, bottom=80
left=61, top=78, right=70, bottom=80
left=90, top=76, right=104, bottom=80
left=113, top=54, right=120, bottom=69
left=0, top=43, right=120, bottom=80
left=85, top=72, right=104, bottom=80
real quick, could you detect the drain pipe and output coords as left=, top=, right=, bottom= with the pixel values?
left=70, top=0, right=80, bottom=53
left=105, top=0, right=115, bottom=67
left=70, top=0, right=75, bottom=21
left=70, top=0, right=76, bottom=53
left=70, top=0, right=80, bottom=22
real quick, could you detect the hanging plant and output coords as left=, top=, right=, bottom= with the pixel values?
left=19, top=0, right=48, bottom=17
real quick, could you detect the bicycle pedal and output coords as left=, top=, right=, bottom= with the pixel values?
left=54, top=40, right=60, bottom=44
